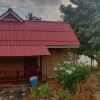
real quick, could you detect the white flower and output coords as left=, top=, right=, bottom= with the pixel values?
left=54, top=67, right=57, bottom=71
left=38, top=87, right=41, bottom=90
left=58, top=64, right=61, bottom=66
left=71, top=67, right=76, bottom=71
left=65, top=70, right=73, bottom=75
left=64, top=61, right=68, bottom=64
left=61, top=80, right=64, bottom=84
left=60, top=67, right=64, bottom=70
left=64, top=61, right=71, bottom=64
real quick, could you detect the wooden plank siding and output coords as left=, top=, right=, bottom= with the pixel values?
left=41, top=48, right=71, bottom=81
left=0, top=57, right=40, bottom=84
left=0, top=58, right=24, bottom=84
left=0, top=49, right=72, bottom=83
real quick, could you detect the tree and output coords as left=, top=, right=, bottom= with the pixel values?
left=89, top=14, right=100, bottom=51
left=60, top=0, right=100, bottom=62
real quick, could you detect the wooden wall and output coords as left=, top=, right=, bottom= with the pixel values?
left=0, top=57, right=39, bottom=84
left=41, top=48, right=72, bottom=81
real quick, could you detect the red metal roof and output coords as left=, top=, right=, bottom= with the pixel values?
left=0, top=21, right=79, bottom=46
left=0, top=9, right=80, bottom=56
left=0, top=46, right=50, bottom=56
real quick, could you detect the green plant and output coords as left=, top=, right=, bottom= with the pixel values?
left=55, top=62, right=90, bottom=93
left=57, top=91, right=71, bottom=100
left=29, top=87, right=40, bottom=100
left=13, top=89, right=23, bottom=100
left=96, top=51, right=100, bottom=57
left=38, top=83, right=53, bottom=98
left=28, top=84, right=53, bottom=100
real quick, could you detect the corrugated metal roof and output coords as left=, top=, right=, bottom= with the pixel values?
left=0, top=9, right=80, bottom=56
left=0, top=46, right=50, bottom=56
left=0, top=21, right=79, bottom=46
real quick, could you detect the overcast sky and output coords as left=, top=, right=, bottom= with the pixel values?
left=0, top=0, right=70, bottom=21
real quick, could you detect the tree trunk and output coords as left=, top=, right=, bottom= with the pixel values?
left=97, top=62, right=100, bottom=69
left=73, top=54, right=78, bottom=64
left=91, top=57, right=94, bottom=71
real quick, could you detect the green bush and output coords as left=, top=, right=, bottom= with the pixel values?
left=38, top=83, right=53, bottom=98
left=57, top=91, right=72, bottom=100
left=29, top=84, right=53, bottom=100
left=55, top=62, right=90, bottom=93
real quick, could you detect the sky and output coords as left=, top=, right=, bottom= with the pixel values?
left=0, top=0, right=70, bottom=21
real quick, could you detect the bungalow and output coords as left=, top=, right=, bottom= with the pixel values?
left=0, top=8, right=79, bottom=84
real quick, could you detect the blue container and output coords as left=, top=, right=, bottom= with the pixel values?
left=29, top=76, right=38, bottom=87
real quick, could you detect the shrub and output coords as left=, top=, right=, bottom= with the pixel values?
left=55, top=62, right=91, bottom=93
left=38, top=83, right=53, bottom=98
left=56, top=90, right=72, bottom=100
left=28, top=84, right=53, bottom=100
